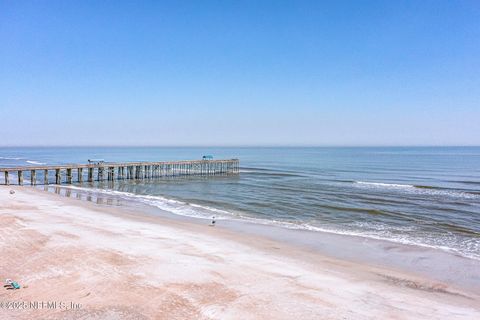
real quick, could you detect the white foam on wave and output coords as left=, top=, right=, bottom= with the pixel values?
left=60, top=186, right=231, bottom=220
left=215, top=213, right=480, bottom=260
left=0, top=156, right=24, bottom=160
left=26, top=160, right=47, bottom=165
left=355, top=181, right=414, bottom=188
left=287, top=221, right=480, bottom=261
left=354, top=180, right=479, bottom=199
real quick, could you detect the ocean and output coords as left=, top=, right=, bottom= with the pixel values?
left=1, top=146, right=479, bottom=260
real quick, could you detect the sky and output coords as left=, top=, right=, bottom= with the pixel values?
left=0, top=0, right=479, bottom=146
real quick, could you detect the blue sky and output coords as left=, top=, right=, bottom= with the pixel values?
left=1, top=1, right=479, bottom=146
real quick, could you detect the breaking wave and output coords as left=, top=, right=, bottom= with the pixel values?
left=26, top=160, right=47, bottom=165
left=353, top=181, right=479, bottom=199
left=0, top=157, right=24, bottom=160
left=355, top=181, right=414, bottom=188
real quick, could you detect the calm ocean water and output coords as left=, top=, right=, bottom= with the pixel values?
left=1, top=147, right=479, bottom=260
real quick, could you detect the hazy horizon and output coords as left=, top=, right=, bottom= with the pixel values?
left=1, top=144, right=479, bottom=148
left=1, top=1, right=479, bottom=146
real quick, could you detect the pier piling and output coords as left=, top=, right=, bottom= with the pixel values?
left=88, top=168, right=93, bottom=182
left=78, top=168, right=83, bottom=183
left=55, top=169, right=61, bottom=184
left=31, top=170, right=36, bottom=185
left=66, top=168, right=73, bottom=184
left=18, top=171, right=23, bottom=185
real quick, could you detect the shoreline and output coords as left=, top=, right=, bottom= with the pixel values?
left=1, top=186, right=479, bottom=319
left=41, top=184, right=480, bottom=293
left=47, top=182, right=480, bottom=262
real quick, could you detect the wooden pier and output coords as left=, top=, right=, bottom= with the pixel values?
left=0, top=159, right=239, bottom=186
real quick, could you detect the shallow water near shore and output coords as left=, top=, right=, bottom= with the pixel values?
left=1, top=146, right=480, bottom=261
left=24, top=183, right=480, bottom=294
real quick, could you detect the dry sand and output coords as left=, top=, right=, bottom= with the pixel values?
left=0, top=186, right=479, bottom=319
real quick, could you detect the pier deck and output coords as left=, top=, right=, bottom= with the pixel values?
left=0, top=159, right=239, bottom=185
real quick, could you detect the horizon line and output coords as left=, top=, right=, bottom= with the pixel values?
left=0, top=145, right=479, bottom=148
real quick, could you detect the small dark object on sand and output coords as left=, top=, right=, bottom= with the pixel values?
left=210, top=216, right=216, bottom=227
left=4, top=279, right=20, bottom=290
left=9, top=190, right=15, bottom=195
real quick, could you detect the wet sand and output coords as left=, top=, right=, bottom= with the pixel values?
left=0, top=186, right=479, bottom=319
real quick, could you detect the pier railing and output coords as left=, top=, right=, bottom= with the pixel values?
left=0, top=159, right=239, bottom=185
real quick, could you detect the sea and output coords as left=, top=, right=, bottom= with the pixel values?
left=1, top=146, right=479, bottom=261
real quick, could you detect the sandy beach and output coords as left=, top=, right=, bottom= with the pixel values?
left=0, top=186, right=479, bottom=319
